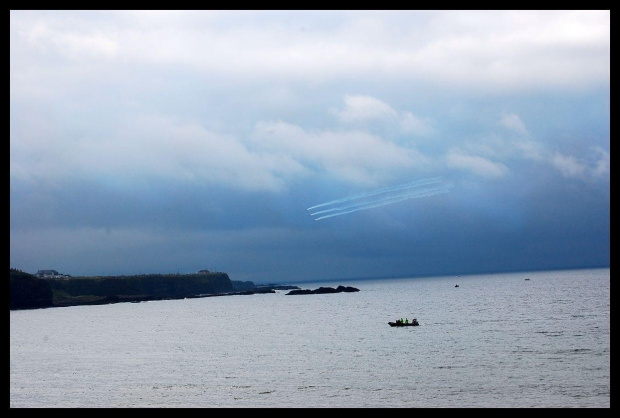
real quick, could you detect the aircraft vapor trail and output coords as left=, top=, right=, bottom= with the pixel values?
left=313, top=187, right=452, bottom=221
left=309, top=184, right=452, bottom=217
left=306, top=177, right=443, bottom=211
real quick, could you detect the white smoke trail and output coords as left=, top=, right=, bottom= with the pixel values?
left=306, top=177, right=443, bottom=211
left=313, top=185, right=453, bottom=221
left=309, top=184, right=452, bottom=217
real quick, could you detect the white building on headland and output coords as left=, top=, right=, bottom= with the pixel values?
left=35, top=269, right=71, bottom=278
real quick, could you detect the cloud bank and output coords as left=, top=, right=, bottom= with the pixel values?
left=10, top=10, right=609, bottom=281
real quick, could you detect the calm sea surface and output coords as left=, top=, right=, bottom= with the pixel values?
left=10, top=268, right=610, bottom=408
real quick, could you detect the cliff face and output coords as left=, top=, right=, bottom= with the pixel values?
left=10, top=270, right=54, bottom=310
left=45, top=273, right=234, bottom=299
left=10, top=271, right=268, bottom=310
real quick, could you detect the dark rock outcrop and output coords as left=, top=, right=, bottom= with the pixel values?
left=286, top=285, right=359, bottom=295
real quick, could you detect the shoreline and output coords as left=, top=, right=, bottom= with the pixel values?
left=11, top=285, right=300, bottom=311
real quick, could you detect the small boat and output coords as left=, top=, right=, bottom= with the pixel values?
left=389, top=319, right=419, bottom=327
left=455, top=284, right=459, bottom=287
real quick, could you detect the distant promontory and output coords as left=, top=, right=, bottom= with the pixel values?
left=9, top=268, right=299, bottom=310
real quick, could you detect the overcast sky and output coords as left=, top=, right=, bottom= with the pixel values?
left=10, top=10, right=610, bottom=283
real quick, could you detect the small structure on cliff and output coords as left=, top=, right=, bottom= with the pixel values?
left=35, top=270, right=71, bottom=278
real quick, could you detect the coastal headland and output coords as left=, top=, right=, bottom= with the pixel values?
left=9, top=269, right=359, bottom=310
left=9, top=269, right=298, bottom=310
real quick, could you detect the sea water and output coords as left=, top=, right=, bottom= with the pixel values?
left=10, top=268, right=610, bottom=408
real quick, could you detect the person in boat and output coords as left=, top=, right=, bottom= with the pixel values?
left=405, top=318, right=409, bottom=324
